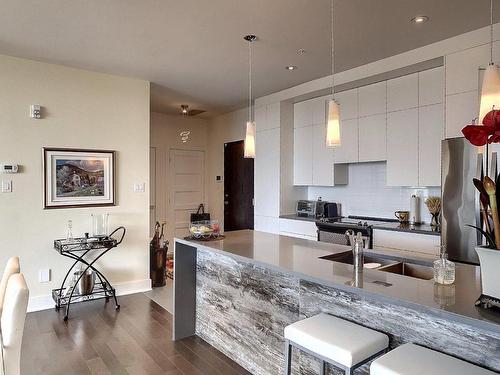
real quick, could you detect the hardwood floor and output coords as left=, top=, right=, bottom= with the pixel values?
left=21, top=293, right=252, bottom=375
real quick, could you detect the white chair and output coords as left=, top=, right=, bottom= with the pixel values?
left=370, top=343, right=497, bottom=375
left=0, top=258, right=20, bottom=315
left=284, top=313, right=389, bottom=375
left=0, top=273, right=29, bottom=375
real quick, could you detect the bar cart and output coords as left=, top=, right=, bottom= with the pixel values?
left=52, top=226, right=126, bottom=321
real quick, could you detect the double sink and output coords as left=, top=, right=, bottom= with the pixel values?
left=321, top=251, right=434, bottom=280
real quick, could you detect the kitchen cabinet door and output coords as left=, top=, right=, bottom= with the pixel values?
left=387, top=108, right=419, bottom=186
left=312, top=123, right=335, bottom=186
left=333, top=118, right=359, bottom=163
left=335, top=88, right=358, bottom=120
left=294, top=100, right=313, bottom=128
left=293, top=125, right=313, bottom=185
left=255, top=128, right=280, bottom=216
left=358, top=114, right=387, bottom=162
left=387, top=73, right=418, bottom=112
left=445, top=90, right=479, bottom=138
left=254, top=106, right=267, bottom=132
left=419, top=67, right=444, bottom=106
left=312, top=96, right=329, bottom=125
left=358, top=81, right=386, bottom=117
left=419, top=104, right=444, bottom=186
left=446, top=44, right=489, bottom=95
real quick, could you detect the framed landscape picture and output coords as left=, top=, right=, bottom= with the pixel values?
left=43, top=148, right=116, bottom=209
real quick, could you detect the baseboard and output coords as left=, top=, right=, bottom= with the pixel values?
left=27, top=278, right=152, bottom=313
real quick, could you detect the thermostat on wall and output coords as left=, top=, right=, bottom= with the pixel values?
left=0, top=164, right=19, bottom=173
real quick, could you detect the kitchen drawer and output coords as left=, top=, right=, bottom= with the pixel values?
left=373, top=229, right=439, bottom=256
left=279, top=218, right=318, bottom=238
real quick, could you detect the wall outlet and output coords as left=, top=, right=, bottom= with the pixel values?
left=39, top=269, right=51, bottom=283
left=1, top=180, right=12, bottom=193
left=134, top=182, right=145, bottom=192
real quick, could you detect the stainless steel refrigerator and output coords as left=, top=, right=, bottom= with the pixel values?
left=441, top=137, right=493, bottom=265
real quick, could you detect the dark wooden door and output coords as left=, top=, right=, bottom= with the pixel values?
left=224, top=140, right=254, bottom=231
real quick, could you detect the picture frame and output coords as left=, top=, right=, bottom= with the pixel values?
left=43, top=148, right=116, bottom=209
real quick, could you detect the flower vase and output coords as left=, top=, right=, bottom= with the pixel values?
left=475, top=246, right=500, bottom=300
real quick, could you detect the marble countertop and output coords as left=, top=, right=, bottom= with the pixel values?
left=279, top=214, right=440, bottom=236
left=176, top=230, right=500, bottom=332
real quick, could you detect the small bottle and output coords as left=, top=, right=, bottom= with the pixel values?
left=353, top=232, right=364, bottom=270
left=433, top=246, right=455, bottom=285
left=66, top=220, right=74, bottom=242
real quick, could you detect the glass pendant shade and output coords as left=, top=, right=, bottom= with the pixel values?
left=244, top=121, right=256, bottom=158
left=480, top=64, right=500, bottom=123
left=326, top=100, right=341, bottom=147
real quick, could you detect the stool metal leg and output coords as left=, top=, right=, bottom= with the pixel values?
left=284, top=340, right=292, bottom=375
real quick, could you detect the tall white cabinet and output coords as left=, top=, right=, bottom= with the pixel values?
left=293, top=96, right=347, bottom=186
left=386, top=68, right=444, bottom=187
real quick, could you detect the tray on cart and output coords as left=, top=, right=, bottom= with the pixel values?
left=52, top=282, right=115, bottom=307
left=54, top=236, right=118, bottom=253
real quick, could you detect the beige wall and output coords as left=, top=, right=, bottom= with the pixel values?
left=206, top=108, right=246, bottom=228
left=0, top=54, right=150, bottom=310
left=150, top=112, right=208, bottom=243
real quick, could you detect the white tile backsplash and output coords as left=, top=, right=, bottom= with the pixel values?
left=308, top=162, right=441, bottom=223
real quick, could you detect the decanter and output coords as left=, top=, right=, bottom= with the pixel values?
left=433, top=246, right=455, bottom=285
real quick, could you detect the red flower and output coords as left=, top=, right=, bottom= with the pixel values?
left=462, top=110, right=500, bottom=146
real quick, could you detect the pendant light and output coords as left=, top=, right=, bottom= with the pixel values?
left=326, top=0, right=341, bottom=147
left=244, top=35, right=257, bottom=158
left=480, top=0, right=500, bottom=123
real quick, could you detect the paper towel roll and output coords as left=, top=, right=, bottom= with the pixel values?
left=410, top=195, right=420, bottom=224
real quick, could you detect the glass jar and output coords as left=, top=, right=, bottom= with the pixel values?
left=91, top=213, right=109, bottom=238
left=433, top=246, right=455, bottom=285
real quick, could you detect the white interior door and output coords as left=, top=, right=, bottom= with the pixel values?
left=169, top=149, right=205, bottom=238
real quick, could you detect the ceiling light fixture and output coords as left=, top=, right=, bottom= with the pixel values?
left=297, top=49, right=306, bottom=55
left=181, top=104, right=189, bottom=116
left=479, top=0, right=500, bottom=123
left=326, top=0, right=341, bottom=147
left=286, top=65, right=297, bottom=71
left=243, top=35, right=257, bottom=159
left=411, top=15, right=429, bottom=24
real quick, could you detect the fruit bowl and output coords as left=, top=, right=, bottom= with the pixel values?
left=189, top=220, right=221, bottom=239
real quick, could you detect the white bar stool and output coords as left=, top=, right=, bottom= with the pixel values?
left=370, top=343, right=496, bottom=375
left=284, top=313, right=389, bottom=375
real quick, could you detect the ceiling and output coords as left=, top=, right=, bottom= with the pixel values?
left=0, top=0, right=498, bottom=118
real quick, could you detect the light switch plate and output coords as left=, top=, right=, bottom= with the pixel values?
left=39, top=269, right=51, bottom=283
left=134, top=182, right=145, bottom=193
left=1, top=180, right=12, bottom=193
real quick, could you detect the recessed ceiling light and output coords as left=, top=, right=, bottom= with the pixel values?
left=286, top=65, right=297, bottom=71
left=411, top=15, right=429, bottom=24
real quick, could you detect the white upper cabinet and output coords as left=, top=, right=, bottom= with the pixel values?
left=312, top=123, right=335, bottom=186
left=333, top=118, right=359, bottom=163
left=446, top=44, right=489, bottom=95
left=254, top=106, right=267, bottom=132
left=358, top=114, right=387, bottom=162
left=335, top=89, right=358, bottom=120
left=359, top=81, right=386, bottom=117
left=419, top=104, right=444, bottom=186
left=294, top=99, right=313, bottom=128
left=312, top=96, right=329, bottom=125
left=445, top=90, right=479, bottom=138
left=387, top=73, right=418, bottom=112
left=387, top=108, right=419, bottom=186
left=266, top=102, right=281, bottom=130
left=293, top=125, right=313, bottom=185
left=419, top=67, right=444, bottom=106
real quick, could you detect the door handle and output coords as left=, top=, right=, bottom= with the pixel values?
left=224, top=201, right=229, bottom=205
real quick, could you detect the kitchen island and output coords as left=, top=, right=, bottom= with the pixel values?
left=173, top=230, right=500, bottom=375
